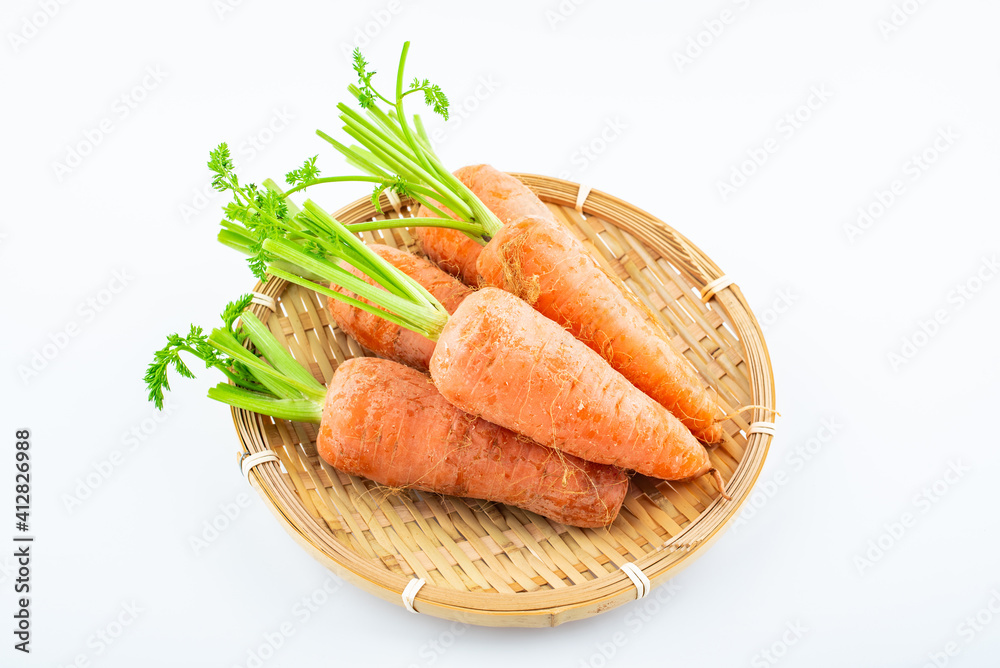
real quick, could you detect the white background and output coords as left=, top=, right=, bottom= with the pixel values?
left=2, top=0, right=999, bottom=666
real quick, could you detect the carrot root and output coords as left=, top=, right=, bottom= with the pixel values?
left=709, top=469, right=731, bottom=501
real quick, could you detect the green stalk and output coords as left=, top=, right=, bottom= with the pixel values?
left=325, top=42, right=504, bottom=238
left=301, top=200, right=441, bottom=308
left=146, top=294, right=328, bottom=424
left=263, top=179, right=302, bottom=215
left=240, top=312, right=325, bottom=395
left=208, top=327, right=323, bottom=400
left=218, top=228, right=330, bottom=283
left=345, top=218, right=486, bottom=240
left=207, top=384, right=323, bottom=423
left=266, top=267, right=435, bottom=338
left=281, top=174, right=389, bottom=198
left=262, top=237, right=447, bottom=340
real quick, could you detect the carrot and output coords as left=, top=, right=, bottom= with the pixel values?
left=258, top=220, right=714, bottom=482
left=414, top=165, right=550, bottom=285
left=320, top=357, right=627, bottom=527
left=327, top=243, right=471, bottom=371
left=477, top=212, right=725, bottom=444
left=412, top=165, right=722, bottom=442
left=430, top=287, right=712, bottom=480
left=295, top=45, right=725, bottom=443
left=146, top=296, right=628, bottom=528
left=207, top=43, right=724, bottom=489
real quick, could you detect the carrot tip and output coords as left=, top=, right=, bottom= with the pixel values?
left=709, top=469, right=731, bottom=501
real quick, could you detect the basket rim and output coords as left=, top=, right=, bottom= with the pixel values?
left=230, top=173, right=776, bottom=626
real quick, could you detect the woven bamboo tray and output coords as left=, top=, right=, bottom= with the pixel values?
left=231, top=174, right=775, bottom=627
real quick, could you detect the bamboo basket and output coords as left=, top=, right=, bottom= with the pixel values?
left=231, top=174, right=775, bottom=627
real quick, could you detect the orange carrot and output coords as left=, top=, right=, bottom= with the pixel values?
left=419, top=165, right=722, bottom=443
left=478, top=213, right=724, bottom=443
left=414, top=165, right=550, bottom=285
left=149, top=300, right=628, bottom=528
left=328, top=244, right=471, bottom=371
left=430, top=288, right=712, bottom=480
left=310, top=48, right=723, bottom=442
left=261, top=206, right=715, bottom=483
left=318, top=357, right=628, bottom=527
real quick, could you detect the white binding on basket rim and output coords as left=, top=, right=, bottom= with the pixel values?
left=748, top=421, right=777, bottom=437
left=620, top=563, right=650, bottom=599
left=575, top=184, right=593, bottom=213
left=241, top=450, right=280, bottom=482
left=402, top=577, right=426, bottom=613
left=251, top=292, right=276, bottom=311
left=700, top=275, right=735, bottom=302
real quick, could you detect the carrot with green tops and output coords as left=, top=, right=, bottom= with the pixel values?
left=413, top=165, right=550, bottom=285
left=215, top=180, right=471, bottom=372
left=420, top=165, right=722, bottom=442
left=327, top=243, right=471, bottom=371
left=222, top=194, right=720, bottom=489
left=145, top=296, right=628, bottom=528
left=304, top=45, right=724, bottom=443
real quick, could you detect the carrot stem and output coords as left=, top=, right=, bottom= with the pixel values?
left=321, top=45, right=504, bottom=239
left=345, top=218, right=485, bottom=239
left=147, top=294, right=325, bottom=423
left=207, top=384, right=323, bottom=423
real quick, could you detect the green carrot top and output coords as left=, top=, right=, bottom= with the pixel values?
left=144, top=295, right=326, bottom=422
left=204, top=41, right=507, bottom=349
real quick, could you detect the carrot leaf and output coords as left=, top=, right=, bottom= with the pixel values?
left=144, top=295, right=325, bottom=421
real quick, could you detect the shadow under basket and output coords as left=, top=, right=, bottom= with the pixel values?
left=231, top=174, right=776, bottom=627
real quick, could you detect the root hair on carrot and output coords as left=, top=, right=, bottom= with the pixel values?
left=709, top=468, right=731, bottom=501
left=490, top=232, right=540, bottom=305
left=714, top=404, right=781, bottom=423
